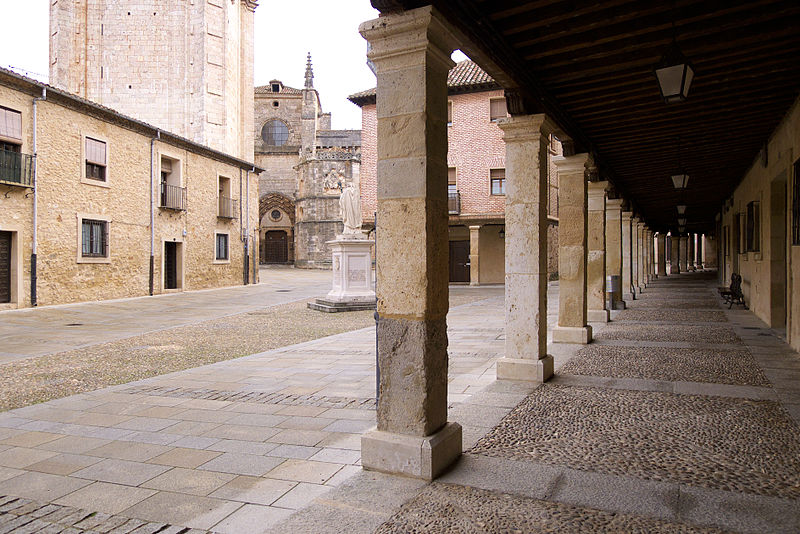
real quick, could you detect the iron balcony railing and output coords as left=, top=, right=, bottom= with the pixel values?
left=448, top=190, right=461, bottom=215
left=0, top=149, right=34, bottom=187
left=160, top=183, right=187, bottom=211
left=218, top=196, right=238, bottom=219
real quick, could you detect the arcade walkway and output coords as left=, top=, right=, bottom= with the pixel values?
left=1, top=272, right=799, bottom=533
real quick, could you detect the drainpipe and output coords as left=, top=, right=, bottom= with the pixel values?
left=149, top=130, right=160, bottom=295
left=31, top=87, right=46, bottom=307
left=247, top=166, right=253, bottom=284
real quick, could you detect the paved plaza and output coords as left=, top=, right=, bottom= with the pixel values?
left=1, top=271, right=799, bottom=532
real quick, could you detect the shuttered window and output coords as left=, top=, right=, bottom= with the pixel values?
left=85, top=137, right=107, bottom=181
left=490, top=168, right=506, bottom=195
left=216, top=233, right=229, bottom=261
left=489, top=98, right=507, bottom=122
left=0, top=107, right=22, bottom=141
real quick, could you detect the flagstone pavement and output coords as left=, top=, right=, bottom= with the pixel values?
left=1, top=270, right=799, bottom=533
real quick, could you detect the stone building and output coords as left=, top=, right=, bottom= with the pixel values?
left=0, top=68, right=260, bottom=309
left=254, top=56, right=361, bottom=268
left=49, top=0, right=257, bottom=161
left=349, top=60, right=560, bottom=284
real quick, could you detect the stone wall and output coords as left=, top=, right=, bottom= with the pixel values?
left=49, top=0, right=255, bottom=160
left=0, top=76, right=259, bottom=308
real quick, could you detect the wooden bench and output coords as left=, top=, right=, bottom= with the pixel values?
left=718, top=273, right=746, bottom=309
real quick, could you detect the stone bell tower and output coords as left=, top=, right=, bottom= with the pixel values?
left=49, top=0, right=257, bottom=161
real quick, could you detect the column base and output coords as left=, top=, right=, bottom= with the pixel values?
left=553, top=325, right=593, bottom=344
left=469, top=281, right=480, bottom=287
left=587, top=309, right=610, bottom=323
left=496, top=355, right=554, bottom=383
left=361, top=422, right=462, bottom=481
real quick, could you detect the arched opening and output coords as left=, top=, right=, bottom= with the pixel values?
left=263, top=230, right=288, bottom=264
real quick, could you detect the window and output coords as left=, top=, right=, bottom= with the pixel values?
left=160, top=156, right=186, bottom=210
left=746, top=200, right=760, bottom=252
left=215, top=233, right=229, bottom=261
left=271, top=83, right=280, bottom=92
left=218, top=175, right=237, bottom=219
left=793, top=158, right=800, bottom=245
left=81, top=219, right=108, bottom=258
left=447, top=101, right=453, bottom=126
left=448, top=167, right=457, bottom=195
left=85, top=137, right=107, bottom=181
left=0, top=107, right=22, bottom=142
left=261, top=119, right=289, bottom=146
left=489, top=98, right=507, bottom=122
left=490, top=168, right=506, bottom=195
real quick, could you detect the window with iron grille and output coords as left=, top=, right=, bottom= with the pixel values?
left=793, top=158, right=800, bottom=245
left=85, top=137, right=107, bottom=181
left=489, top=98, right=507, bottom=122
left=746, top=200, right=760, bottom=252
left=490, top=168, right=505, bottom=195
left=81, top=219, right=108, bottom=257
left=216, top=233, right=229, bottom=261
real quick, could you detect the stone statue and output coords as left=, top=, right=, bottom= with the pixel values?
left=339, top=183, right=362, bottom=234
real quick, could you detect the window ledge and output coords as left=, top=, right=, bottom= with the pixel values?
left=81, top=177, right=110, bottom=188
left=77, top=256, right=111, bottom=264
left=213, top=259, right=231, bottom=265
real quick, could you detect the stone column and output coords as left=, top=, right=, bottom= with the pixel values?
left=469, top=225, right=481, bottom=286
left=679, top=236, right=689, bottom=272
left=704, top=235, right=718, bottom=268
left=657, top=233, right=667, bottom=277
left=605, top=199, right=625, bottom=309
left=587, top=180, right=609, bottom=322
left=636, top=222, right=646, bottom=291
left=688, top=234, right=696, bottom=271
left=646, top=229, right=655, bottom=280
left=496, top=114, right=555, bottom=381
left=670, top=235, right=680, bottom=274
left=359, top=7, right=461, bottom=481
left=621, top=211, right=635, bottom=300
left=630, top=217, right=640, bottom=296
left=552, top=154, right=592, bottom=344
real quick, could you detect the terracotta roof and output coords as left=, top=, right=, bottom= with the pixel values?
left=348, top=60, right=498, bottom=106
left=255, top=82, right=302, bottom=95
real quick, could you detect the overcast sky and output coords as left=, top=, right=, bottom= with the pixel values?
left=0, top=1, right=382, bottom=130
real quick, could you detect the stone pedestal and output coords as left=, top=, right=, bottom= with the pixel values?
left=552, top=153, right=592, bottom=344
left=496, top=114, right=556, bottom=382
left=308, top=234, right=376, bottom=312
left=587, top=181, right=609, bottom=323
left=359, top=6, right=461, bottom=481
left=605, top=199, right=626, bottom=309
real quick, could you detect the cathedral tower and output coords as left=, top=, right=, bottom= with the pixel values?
left=49, top=0, right=257, bottom=160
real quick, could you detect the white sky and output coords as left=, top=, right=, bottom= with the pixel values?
left=0, top=1, right=381, bottom=130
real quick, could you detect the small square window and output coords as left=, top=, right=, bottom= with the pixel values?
left=85, top=137, right=107, bottom=182
left=216, top=233, right=229, bottom=261
left=489, top=98, right=507, bottom=122
left=490, top=168, right=506, bottom=195
left=82, top=219, right=108, bottom=258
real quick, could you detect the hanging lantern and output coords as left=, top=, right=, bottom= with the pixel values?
left=676, top=205, right=686, bottom=215
left=677, top=217, right=687, bottom=226
left=671, top=173, right=689, bottom=189
left=654, top=39, right=694, bottom=103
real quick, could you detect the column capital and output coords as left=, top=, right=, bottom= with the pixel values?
left=588, top=180, right=609, bottom=196
left=552, top=152, right=593, bottom=174
left=497, top=114, right=557, bottom=143
left=468, top=224, right=482, bottom=230
left=621, top=210, right=633, bottom=221
left=606, top=198, right=624, bottom=210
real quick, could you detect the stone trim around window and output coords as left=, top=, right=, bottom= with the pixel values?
left=76, top=213, right=111, bottom=264
left=214, top=231, right=231, bottom=264
left=80, top=133, right=110, bottom=188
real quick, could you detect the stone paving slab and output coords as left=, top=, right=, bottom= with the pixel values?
left=470, top=384, right=800, bottom=500
left=373, top=482, right=731, bottom=533
left=559, top=345, right=770, bottom=386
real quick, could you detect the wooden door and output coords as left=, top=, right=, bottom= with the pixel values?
left=164, top=242, right=178, bottom=290
left=0, top=232, right=10, bottom=303
left=265, top=231, right=288, bottom=263
left=449, top=240, right=470, bottom=283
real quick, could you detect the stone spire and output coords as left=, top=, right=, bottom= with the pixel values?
left=304, top=52, right=314, bottom=89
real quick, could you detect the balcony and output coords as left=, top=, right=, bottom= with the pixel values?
left=218, top=196, right=238, bottom=219
left=0, top=149, right=34, bottom=187
left=160, top=183, right=187, bottom=211
left=448, top=190, right=461, bottom=215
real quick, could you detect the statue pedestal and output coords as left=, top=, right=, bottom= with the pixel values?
left=308, top=233, right=376, bottom=313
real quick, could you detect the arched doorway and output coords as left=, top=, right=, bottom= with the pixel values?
left=264, top=230, right=288, bottom=263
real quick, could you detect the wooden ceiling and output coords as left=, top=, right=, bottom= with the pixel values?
left=371, top=0, right=800, bottom=233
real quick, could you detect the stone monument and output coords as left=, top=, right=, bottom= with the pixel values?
left=308, top=183, right=376, bottom=312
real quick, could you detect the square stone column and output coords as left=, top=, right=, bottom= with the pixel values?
left=469, top=225, right=481, bottom=286
left=636, top=222, right=646, bottom=292
left=358, top=6, right=461, bottom=481
left=605, top=199, right=625, bottom=308
left=630, top=217, right=641, bottom=296
left=587, top=180, right=609, bottom=323
left=621, top=211, right=635, bottom=300
left=680, top=236, right=689, bottom=272
left=553, top=153, right=592, bottom=344
left=704, top=235, right=718, bottom=268
left=670, top=235, right=680, bottom=274
left=646, top=229, right=655, bottom=280
left=688, top=234, right=696, bottom=271
left=657, top=233, right=667, bottom=277
left=496, top=114, right=556, bottom=382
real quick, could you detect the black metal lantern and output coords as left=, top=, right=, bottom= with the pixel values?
left=654, top=39, right=694, bottom=103
left=671, top=173, right=689, bottom=189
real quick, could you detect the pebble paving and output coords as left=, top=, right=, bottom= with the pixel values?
left=469, top=384, right=800, bottom=499
left=559, top=345, right=770, bottom=386
left=612, top=309, right=728, bottom=323
left=0, top=495, right=208, bottom=534
left=594, top=324, right=743, bottom=344
left=374, top=483, right=732, bottom=534
left=626, top=299, right=721, bottom=309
